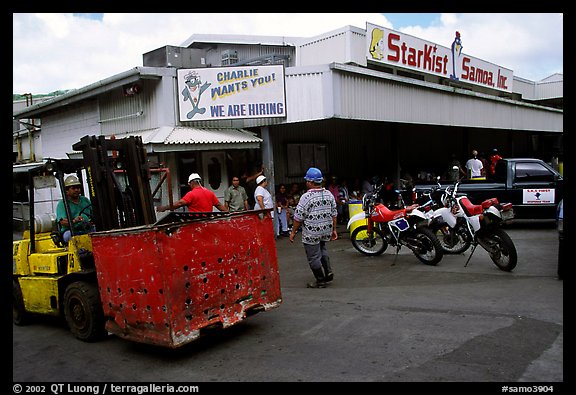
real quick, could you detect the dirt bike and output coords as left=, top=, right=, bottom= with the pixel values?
left=415, top=178, right=472, bottom=255
left=347, top=183, right=443, bottom=266
left=429, top=174, right=518, bottom=271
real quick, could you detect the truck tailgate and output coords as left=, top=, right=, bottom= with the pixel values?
left=90, top=210, right=281, bottom=348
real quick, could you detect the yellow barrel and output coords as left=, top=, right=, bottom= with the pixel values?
left=348, top=200, right=367, bottom=236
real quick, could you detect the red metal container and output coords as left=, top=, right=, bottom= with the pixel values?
left=90, top=211, right=282, bottom=348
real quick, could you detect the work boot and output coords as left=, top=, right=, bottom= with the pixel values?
left=321, top=256, right=334, bottom=283
left=307, top=268, right=327, bottom=288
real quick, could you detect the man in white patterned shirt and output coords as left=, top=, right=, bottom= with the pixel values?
left=289, top=167, right=338, bottom=288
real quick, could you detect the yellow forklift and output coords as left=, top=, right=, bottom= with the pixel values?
left=13, top=135, right=281, bottom=347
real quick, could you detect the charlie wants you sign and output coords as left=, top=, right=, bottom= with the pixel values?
left=177, top=65, right=286, bottom=121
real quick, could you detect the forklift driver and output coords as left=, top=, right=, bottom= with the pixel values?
left=56, top=175, right=95, bottom=242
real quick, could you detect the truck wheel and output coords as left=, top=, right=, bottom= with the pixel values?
left=350, top=225, right=387, bottom=256
left=13, top=280, right=31, bottom=326
left=63, top=281, right=106, bottom=342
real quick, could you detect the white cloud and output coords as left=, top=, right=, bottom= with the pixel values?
left=399, top=13, right=563, bottom=81
left=13, top=13, right=562, bottom=94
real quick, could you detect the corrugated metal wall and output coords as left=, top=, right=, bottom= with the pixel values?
left=334, top=69, right=562, bottom=132
left=297, top=31, right=348, bottom=67
left=512, top=77, right=563, bottom=101
left=535, top=80, right=564, bottom=100
left=296, top=26, right=367, bottom=67
left=100, top=79, right=160, bottom=135
left=285, top=69, right=330, bottom=122
left=40, top=101, right=101, bottom=159
left=204, top=44, right=295, bottom=67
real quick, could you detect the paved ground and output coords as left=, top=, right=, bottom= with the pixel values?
left=13, top=221, right=563, bottom=384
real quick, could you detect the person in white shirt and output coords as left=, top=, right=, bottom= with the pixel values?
left=465, top=150, right=484, bottom=178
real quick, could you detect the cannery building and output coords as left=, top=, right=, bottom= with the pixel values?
left=13, top=23, right=562, bottom=226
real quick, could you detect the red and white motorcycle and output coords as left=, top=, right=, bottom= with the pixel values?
left=427, top=173, right=517, bottom=271
left=347, top=183, right=443, bottom=266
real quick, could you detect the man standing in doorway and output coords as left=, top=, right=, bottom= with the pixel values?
left=224, top=176, right=249, bottom=212
left=157, top=173, right=227, bottom=213
left=289, top=167, right=338, bottom=288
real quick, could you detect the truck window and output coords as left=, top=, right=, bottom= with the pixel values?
left=514, top=162, right=555, bottom=183
left=494, top=161, right=507, bottom=182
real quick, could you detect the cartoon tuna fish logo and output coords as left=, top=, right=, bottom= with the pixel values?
left=181, top=70, right=211, bottom=119
left=450, top=31, right=463, bottom=80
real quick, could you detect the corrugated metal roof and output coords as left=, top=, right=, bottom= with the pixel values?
left=165, top=127, right=261, bottom=145
left=105, top=127, right=262, bottom=152
left=181, top=33, right=303, bottom=48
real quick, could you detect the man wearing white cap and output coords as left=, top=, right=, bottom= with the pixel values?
left=157, top=173, right=227, bottom=213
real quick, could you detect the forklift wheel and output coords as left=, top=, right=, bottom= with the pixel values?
left=13, top=280, right=30, bottom=326
left=63, top=281, right=106, bottom=342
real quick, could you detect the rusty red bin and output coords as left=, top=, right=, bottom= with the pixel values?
left=90, top=210, right=282, bottom=348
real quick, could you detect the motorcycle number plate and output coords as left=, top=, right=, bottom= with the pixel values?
left=391, top=218, right=409, bottom=231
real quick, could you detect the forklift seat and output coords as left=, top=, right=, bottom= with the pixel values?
left=50, top=230, right=66, bottom=248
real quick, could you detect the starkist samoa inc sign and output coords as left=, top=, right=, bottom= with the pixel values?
left=177, top=65, right=286, bottom=121
left=366, top=22, right=513, bottom=93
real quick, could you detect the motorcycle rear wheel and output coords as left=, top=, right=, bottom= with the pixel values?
left=477, top=228, right=517, bottom=272
left=409, top=227, right=444, bottom=266
left=350, top=225, right=388, bottom=256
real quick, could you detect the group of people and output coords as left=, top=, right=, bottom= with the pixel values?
left=158, top=167, right=337, bottom=289
left=56, top=149, right=504, bottom=289
left=454, top=148, right=503, bottom=180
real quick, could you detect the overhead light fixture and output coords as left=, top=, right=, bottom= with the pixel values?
left=123, top=84, right=141, bottom=97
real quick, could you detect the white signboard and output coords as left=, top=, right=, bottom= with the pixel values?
left=177, top=65, right=286, bottom=121
left=366, top=22, right=513, bottom=93
left=522, top=189, right=555, bottom=204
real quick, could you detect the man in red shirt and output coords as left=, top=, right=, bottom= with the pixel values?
left=157, top=173, right=227, bottom=213
left=488, top=148, right=503, bottom=177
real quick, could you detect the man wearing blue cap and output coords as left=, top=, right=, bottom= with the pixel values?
left=289, top=167, right=338, bottom=288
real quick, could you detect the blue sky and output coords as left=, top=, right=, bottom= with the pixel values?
left=384, top=13, right=440, bottom=28
left=72, top=13, right=104, bottom=21
left=72, top=13, right=441, bottom=28
left=14, top=13, right=563, bottom=94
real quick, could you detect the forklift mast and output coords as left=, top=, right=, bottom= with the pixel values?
left=72, top=135, right=156, bottom=231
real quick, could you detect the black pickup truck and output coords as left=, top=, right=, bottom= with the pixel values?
left=414, top=158, right=563, bottom=219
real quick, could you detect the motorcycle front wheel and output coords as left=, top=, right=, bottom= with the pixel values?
left=434, top=224, right=471, bottom=254
left=350, top=225, right=388, bottom=256
left=477, top=228, right=518, bottom=272
left=407, top=227, right=444, bottom=266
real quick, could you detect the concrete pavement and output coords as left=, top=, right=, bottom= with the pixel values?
left=13, top=221, right=563, bottom=383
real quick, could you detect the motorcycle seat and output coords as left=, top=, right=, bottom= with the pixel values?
left=459, top=197, right=483, bottom=216
left=374, top=203, right=407, bottom=222
left=481, top=197, right=499, bottom=209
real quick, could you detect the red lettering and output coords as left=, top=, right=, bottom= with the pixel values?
left=461, top=57, right=470, bottom=80
left=388, top=33, right=400, bottom=62
left=423, top=45, right=433, bottom=70
left=407, top=46, right=417, bottom=67
left=497, top=69, right=508, bottom=89
left=401, top=42, right=408, bottom=64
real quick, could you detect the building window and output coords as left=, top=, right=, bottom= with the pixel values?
left=286, top=143, right=329, bottom=176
